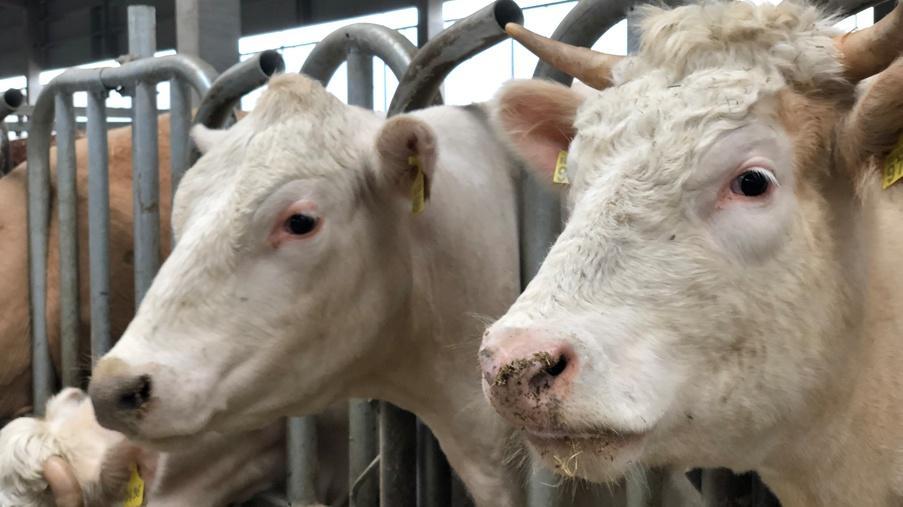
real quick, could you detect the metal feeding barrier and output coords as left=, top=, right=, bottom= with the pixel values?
left=0, top=88, right=24, bottom=175
left=17, top=0, right=885, bottom=505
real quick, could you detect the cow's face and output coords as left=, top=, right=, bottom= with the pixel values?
left=479, top=1, right=897, bottom=482
left=89, top=74, right=439, bottom=442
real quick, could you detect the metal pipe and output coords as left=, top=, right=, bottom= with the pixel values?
left=87, top=90, right=112, bottom=362
left=287, top=416, right=319, bottom=504
left=388, top=0, right=523, bottom=115
left=169, top=79, right=191, bottom=203
left=193, top=50, right=285, bottom=130
left=300, top=23, right=417, bottom=86
left=380, top=402, right=417, bottom=507
left=54, top=93, right=80, bottom=388
left=0, top=88, right=23, bottom=123
left=345, top=48, right=379, bottom=507
left=1, top=89, right=24, bottom=175
left=418, top=420, right=451, bottom=507
left=26, top=51, right=213, bottom=417
left=128, top=5, right=160, bottom=305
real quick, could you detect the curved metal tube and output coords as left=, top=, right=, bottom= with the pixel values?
left=26, top=55, right=215, bottom=412
left=0, top=88, right=24, bottom=123
left=194, top=50, right=286, bottom=130
left=301, top=23, right=416, bottom=85
left=388, top=0, right=523, bottom=115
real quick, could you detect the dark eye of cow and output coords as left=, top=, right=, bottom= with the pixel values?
left=285, top=214, right=318, bottom=235
left=731, top=170, right=771, bottom=197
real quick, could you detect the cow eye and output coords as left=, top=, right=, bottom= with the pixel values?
left=285, top=214, right=318, bottom=236
left=730, top=169, right=774, bottom=197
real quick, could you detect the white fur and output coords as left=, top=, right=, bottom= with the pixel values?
left=90, top=74, right=526, bottom=507
left=484, top=1, right=903, bottom=504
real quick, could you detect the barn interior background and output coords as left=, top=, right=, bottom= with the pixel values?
left=0, top=0, right=889, bottom=505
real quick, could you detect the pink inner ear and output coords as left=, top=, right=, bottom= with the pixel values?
left=497, top=82, right=580, bottom=179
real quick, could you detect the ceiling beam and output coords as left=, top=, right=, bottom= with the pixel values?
left=0, top=0, right=25, bottom=10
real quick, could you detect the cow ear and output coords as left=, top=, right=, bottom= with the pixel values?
left=492, top=79, right=585, bottom=186
left=842, top=58, right=903, bottom=178
left=374, top=115, right=437, bottom=212
left=190, top=124, right=228, bottom=155
left=43, top=456, right=85, bottom=507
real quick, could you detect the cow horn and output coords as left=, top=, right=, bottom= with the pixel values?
left=504, top=23, right=622, bottom=90
left=43, top=456, right=85, bottom=507
left=835, top=1, right=903, bottom=82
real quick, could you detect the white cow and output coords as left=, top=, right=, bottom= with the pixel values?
left=0, top=388, right=285, bottom=506
left=85, top=73, right=526, bottom=506
left=479, top=1, right=903, bottom=505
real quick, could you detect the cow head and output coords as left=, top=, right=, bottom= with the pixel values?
left=89, top=74, right=440, bottom=442
left=480, top=1, right=903, bottom=483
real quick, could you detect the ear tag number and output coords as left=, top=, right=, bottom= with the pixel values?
left=409, top=154, right=426, bottom=215
left=553, top=150, right=570, bottom=185
left=883, top=134, right=903, bottom=189
left=123, top=463, right=145, bottom=507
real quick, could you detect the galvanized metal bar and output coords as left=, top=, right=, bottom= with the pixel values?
left=388, top=0, right=523, bottom=115
left=27, top=94, right=55, bottom=417
left=1, top=89, right=23, bottom=174
left=87, top=90, right=111, bottom=362
left=300, top=23, right=417, bottom=87
left=287, top=416, right=319, bottom=504
left=128, top=5, right=160, bottom=304
left=169, top=79, right=191, bottom=201
left=345, top=47, right=379, bottom=507
left=0, top=88, right=23, bottom=122
left=54, top=92, right=80, bottom=388
left=27, top=54, right=213, bottom=417
left=417, top=420, right=451, bottom=507
left=193, top=50, right=285, bottom=131
left=380, top=401, right=417, bottom=507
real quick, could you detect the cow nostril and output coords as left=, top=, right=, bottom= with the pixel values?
left=544, top=355, right=568, bottom=377
left=117, top=375, right=152, bottom=411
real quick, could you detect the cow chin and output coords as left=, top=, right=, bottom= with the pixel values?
left=524, top=429, right=647, bottom=484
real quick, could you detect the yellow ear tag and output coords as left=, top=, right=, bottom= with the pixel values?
left=883, top=135, right=903, bottom=189
left=552, top=150, right=570, bottom=185
left=123, top=463, right=144, bottom=507
left=409, top=154, right=425, bottom=215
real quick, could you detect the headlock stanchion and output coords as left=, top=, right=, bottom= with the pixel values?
left=0, top=88, right=24, bottom=175
left=388, top=0, right=523, bottom=115
left=26, top=5, right=217, bottom=415
left=193, top=50, right=287, bottom=131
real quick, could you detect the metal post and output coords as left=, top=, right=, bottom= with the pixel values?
left=25, top=1, right=44, bottom=105
left=418, top=420, right=451, bottom=507
left=87, top=90, right=111, bottom=362
left=287, top=417, right=319, bottom=505
left=169, top=79, right=191, bottom=201
left=345, top=48, right=380, bottom=507
left=175, top=0, right=241, bottom=74
left=54, top=92, right=79, bottom=388
left=128, top=5, right=160, bottom=304
left=380, top=402, right=417, bottom=507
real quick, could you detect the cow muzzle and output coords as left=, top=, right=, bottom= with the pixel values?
left=479, top=326, right=578, bottom=430
left=88, top=357, right=154, bottom=435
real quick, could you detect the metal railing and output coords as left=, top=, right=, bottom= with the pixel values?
left=0, top=88, right=24, bottom=175
left=25, top=5, right=218, bottom=413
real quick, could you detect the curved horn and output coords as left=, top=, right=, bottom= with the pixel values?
left=43, top=456, right=85, bottom=507
left=835, top=2, right=903, bottom=82
left=505, top=22, right=622, bottom=90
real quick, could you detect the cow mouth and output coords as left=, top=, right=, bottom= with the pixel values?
left=522, top=426, right=646, bottom=478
